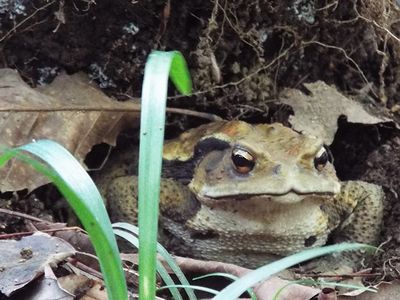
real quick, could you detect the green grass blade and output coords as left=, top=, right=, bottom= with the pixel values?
left=113, top=222, right=197, bottom=300
left=0, top=140, right=127, bottom=300
left=194, top=273, right=256, bottom=300
left=213, top=243, right=372, bottom=300
left=272, top=279, right=376, bottom=300
left=158, top=285, right=219, bottom=296
left=169, top=51, right=192, bottom=95
left=138, top=50, right=192, bottom=300
left=316, top=281, right=376, bottom=292
left=113, top=228, right=183, bottom=300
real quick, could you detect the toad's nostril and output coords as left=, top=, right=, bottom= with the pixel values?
left=272, top=164, right=282, bottom=175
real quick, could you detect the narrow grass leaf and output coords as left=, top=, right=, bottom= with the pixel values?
left=194, top=273, right=256, bottom=300
left=158, top=285, right=219, bottom=296
left=113, top=228, right=183, bottom=300
left=316, top=281, right=377, bottom=292
left=113, top=222, right=197, bottom=300
left=272, top=279, right=376, bottom=300
left=169, top=51, right=192, bottom=95
left=138, top=50, right=192, bottom=300
left=213, top=243, right=372, bottom=300
left=0, top=141, right=127, bottom=300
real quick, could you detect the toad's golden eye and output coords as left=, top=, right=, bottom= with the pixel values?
left=231, top=148, right=255, bottom=174
left=314, top=146, right=331, bottom=171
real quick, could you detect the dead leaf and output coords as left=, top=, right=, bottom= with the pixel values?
left=0, top=69, right=221, bottom=192
left=0, top=69, right=140, bottom=192
left=279, top=81, right=391, bottom=144
left=338, top=281, right=400, bottom=300
left=318, top=288, right=337, bottom=300
left=35, top=222, right=96, bottom=256
left=58, top=274, right=107, bottom=300
left=138, top=254, right=321, bottom=300
left=0, top=232, right=75, bottom=296
left=82, top=282, right=109, bottom=300
left=16, top=265, right=74, bottom=300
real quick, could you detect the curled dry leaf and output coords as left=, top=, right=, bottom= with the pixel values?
left=0, top=69, right=141, bottom=192
left=58, top=274, right=110, bottom=300
left=279, top=81, right=392, bottom=144
left=18, top=265, right=74, bottom=300
left=160, top=255, right=320, bottom=300
left=0, top=232, right=75, bottom=296
left=338, top=281, right=400, bottom=300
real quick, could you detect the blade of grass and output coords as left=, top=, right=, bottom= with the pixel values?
left=113, top=222, right=197, bottom=300
left=0, top=141, right=127, bottom=300
left=157, top=285, right=219, bottom=296
left=113, top=228, right=183, bottom=300
left=138, top=50, right=192, bottom=300
left=272, top=279, right=376, bottom=300
left=169, top=52, right=192, bottom=95
left=213, top=243, right=373, bottom=300
left=194, top=273, right=256, bottom=300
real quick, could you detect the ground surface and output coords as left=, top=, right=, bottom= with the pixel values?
left=1, top=0, right=400, bottom=283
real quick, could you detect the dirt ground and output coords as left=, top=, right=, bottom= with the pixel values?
left=2, top=0, right=400, bottom=282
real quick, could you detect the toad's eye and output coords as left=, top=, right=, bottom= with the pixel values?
left=231, top=148, right=255, bottom=174
left=314, top=146, right=331, bottom=170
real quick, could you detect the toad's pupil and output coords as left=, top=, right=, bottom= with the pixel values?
left=231, top=149, right=256, bottom=173
left=314, top=148, right=329, bottom=169
left=232, top=154, right=251, bottom=167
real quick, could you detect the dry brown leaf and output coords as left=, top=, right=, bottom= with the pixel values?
left=0, top=69, right=221, bottom=192
left=318, top=288, right=337, bottom=300
left=279, top=81, right=391, bottom=144
left=0, top=69, right=140, bottom=192
left=58, top=274, right=112, bottom=300
left=173, top=256, right=320, bottom=300
left=123, top=254, right=321, bottom=300
left=17, top=265, right=75, bottom=300
left=338, top=281, right=400, bottom=300
left=0, top=232, right=75, bottom=296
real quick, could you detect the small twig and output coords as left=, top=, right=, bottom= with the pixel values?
left=0, top=1, right=56, bottom=43
left=315, top=0, right=339, bottom=12
left=301, top=40, right=379, bottom=99
left=217, top=1, right=263, bottom=57
left=166, top=107, right=223, bottom=121
left=375, top=236, right=392, bottom=255
left=0, top=226, right=84, bottom=240
left=66, top=257, right=104, bottom=279
left=299, top=272, right=382, bottom=279
left=168, top=44, right=294, bottom=99
left=0, top=207, right=52, bottom=224
left=354, top=5, right=400, bottom=44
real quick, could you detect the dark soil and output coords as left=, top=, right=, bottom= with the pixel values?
left=2, top=0, right=400, bottom=281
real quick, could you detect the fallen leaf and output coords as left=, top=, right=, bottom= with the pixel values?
left=83, top=281, right=109, bottom=300
left=279, top=81, right=392, bottom=144
left=0, top=232, right=75, bottom=296
left=338, top=280, right=399, bottom=300
left=318, top=288, right=337, bottom=300
left=58, top=274, right=108, bottom=300
left=17, top=265, right=74, bottom=300
left=0, top=69, right=140, bottom=192
left=0, top=69, right=220, bottom=192
left=35, top=222, right=96, bottom=256
left=124, top=254, right=321, bottom=300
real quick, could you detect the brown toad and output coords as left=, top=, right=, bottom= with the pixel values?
left=96, top=121, right=384, bottom=268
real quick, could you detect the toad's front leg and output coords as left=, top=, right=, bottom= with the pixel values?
left=105, top=175, right=198, bottom=224
left=333, top=181, right=384, bottom=247
left=304, top=181, right=384, bottom=273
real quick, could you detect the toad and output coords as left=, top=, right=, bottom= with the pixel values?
left=96, top=121, right=384, bottom=268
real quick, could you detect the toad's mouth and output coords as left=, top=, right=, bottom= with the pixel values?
left=197, top=191, right=335, bottom=204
